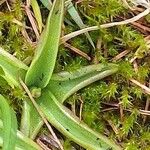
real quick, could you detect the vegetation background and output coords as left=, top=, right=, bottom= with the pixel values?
left=0, top=0, right=150, bottom=149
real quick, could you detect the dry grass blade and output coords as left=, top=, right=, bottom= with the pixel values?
left=19, top=79, right=64, bottom=150
left=36, top=139, right=51, bottom=150
left=24, top=5, right=40, bottom=40
left=0, top=0, right=6, bottom=5
left=143, top=81, right=150, bottom=122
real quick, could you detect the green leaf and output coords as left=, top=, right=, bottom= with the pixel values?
left=0, top=47, right=28, bottom=88
left=20, top=99, right=31, bottom=137
left=40, top=0, right=52, bottom=9
left=65, top=1, right=95, bottom=48
left=39, top=0, right=95, bottom=48
left=28, top=64, right=118, bottom=142
left=31, top=0, right=43, bottom=33
left=0, top=119, right=42, bottom=150
left=36, top=90, right=121, bottom=150
left=0, top=95, right=17, bottom=150
left=48, top=63, right=118, bottom=103
left=25, top=0, right=64, bottom=88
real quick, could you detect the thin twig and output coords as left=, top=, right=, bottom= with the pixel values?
left=131, top=21, right=150, bottom=33
left=64, top=42, right=91, bottom=60
left=102, top=102, right=150, bottom=116
left=6, top=0, right=11, bottom=11
left=61, top=8, right=150, bottom=44
left=133, top=60, right=138, bottom=72
left=143, top=81, right=150, bottom=123
left=71, top=99, right=76, bottom=116
left=112, top=50, right=130, bottom=61
left=36, top=139, right=52, bottom=150
left=21, top=29, right=33, bottom=44
left=107, top=120, right=119, bottom=135
left=79, top=97, right=83, bottom=121
left=130, top=56, right=137, bottom=63
left=24, top=5, right=40, bottom=40
left=130, top=78, right=150, bottom=95
left=19, top=79, right=64, bottom=150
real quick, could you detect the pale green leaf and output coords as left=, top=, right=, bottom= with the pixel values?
left=65, top=1, right=95, bottom=48
left=49, top=63, right=118, bottom=103
left=0, top=119, right=42, bottom=150
left=25, top=0, right=64, bottom=88
left=36, top=90, right=121, bottom=150
left=28, top=64, right=118, bottom=147
left=0, top=95, right=17, bottom=150
left=0, top=47, right=28, bottom=88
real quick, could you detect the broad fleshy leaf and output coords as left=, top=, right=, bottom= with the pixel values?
left=20, top=99, right=31, bottom=136
left=25, top=0, right=64, bottom=88
left=0, top=120, right=42, bottom=150
left=0, top=95, right=17, bottom=150
left=34, top=90, right=121, bottom=150
left=0, top=47, right=28, bottom=88
left=49, top=63, right=118, bottom=103
left=28, top=64, right=118, bottom=147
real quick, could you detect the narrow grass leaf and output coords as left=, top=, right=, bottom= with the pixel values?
left=0, top=95, right=17, bottom=150
left=65, top=1, right=95, bottom=48
left=25, top=0, right=64, bottom=88
left=39, top=0, right=95, bottom=48
left=31, top=0, right=43, bottom=33
left=40, top=0, right=52, bottom=10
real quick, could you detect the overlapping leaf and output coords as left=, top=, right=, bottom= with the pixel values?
left=49, top=63, right=118, bottom=103
left=0, top=47, right=28, bottom=88
left=31, top=90, right=121, bottom=150
left=25, top=0, right=64, bottom=88
left=39, top=0, right=95, bottom=48
left=29, top=64, right=120, bottom=150
left=0, top=120, right=42, bottom=150
left=0, top=95, right=17, bottom=150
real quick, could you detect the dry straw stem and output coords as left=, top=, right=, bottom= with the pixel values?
left=61, top=8, right=150, bottom=43
left=0, top=0, right=6, bottom=5
left=130, top=78, right=150, bottom=95
left=102, top=103, right=150, bottom=116
left=36, top=139, right=51, bottom=150
left=24, top=5, right=40, bottom=40
left=122, top=0, right=135, bottom=10
left=19, top=79, right=64, bottom=150
left=64, top=42, right=91, bottom=60
left=112, top=50, right=130, bottom=61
